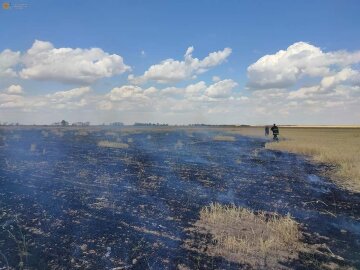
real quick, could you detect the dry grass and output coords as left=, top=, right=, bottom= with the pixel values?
left=174, top=140, right=184, bottom=150
left=30, top=144, right=36, bottom=152
left=213, top=135, right=236, bottom=142
left=74, top=130, right=89, bottom=136
left=50, top=129, right=64, bottom=137
left=97, top=140, right=129, bottom=149
left=41, top=130, right=49, bottom=137
left=195, top=203, right=301, bottom=269
left=105, top=131, right=118, bottom=137
left=266, top=128, right=360, bottom=192
left=226, top=127, right=265, bottom=137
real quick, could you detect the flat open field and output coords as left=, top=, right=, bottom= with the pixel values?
left=266, top=127, right=360, bottom=193
left=0, top=126, right=359, bottom=269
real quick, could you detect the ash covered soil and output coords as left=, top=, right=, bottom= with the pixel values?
left=0, top=127, right=359, bottom=269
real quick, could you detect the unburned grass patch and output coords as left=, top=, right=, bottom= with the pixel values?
left=188, top=203, right=302, bottom=269
left=213, top=135, right=236, bottom=142
left=50, top=129, right=64, bottom=137
left=97, top=140, right=129, bottom=149
left=104, top=131, right=118, bottom=137
left=74, top=130, right=89, bottom=136
left=30, top=143, right=36, bottom=152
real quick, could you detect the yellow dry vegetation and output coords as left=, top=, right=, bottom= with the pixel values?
left=97, top=140, right=129, bottom=149
left=196, top=203, right=301, bottom=269
left=225, top=127, right=265, bottom=137
left=265, top=127, right=360, bottom=192
left=213, top=135, right=236, bottom=141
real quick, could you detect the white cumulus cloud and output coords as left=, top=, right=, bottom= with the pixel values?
left=247, top=42, right=360, bottom=90
left=185, top=81, right=207, bottom=97
left=288, top=86, right=319, bottom=100
left=46, top=86, right=91, bottom=102
left=320, top=68, right=360, bottom=90
left=0, top=49, right=21, bottom=77
left=107, top=85, right=148, bottom=102
left=20, top=40, right=131, bottom=84
left=205, top=79, right=238, bottom=98
left=0, top=93, right=24, bottom=108
left=129, top=46, right=232, bottom=84
left=287, top=68, right=360, bottom=100
left=98, top=78, right=239, bottom=112
left=6, top=85, right=23, bottom=95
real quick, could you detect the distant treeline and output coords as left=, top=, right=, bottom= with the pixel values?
left=134, top=123, right=169, bottom=126
left=0, top=121, right=251, bottom=127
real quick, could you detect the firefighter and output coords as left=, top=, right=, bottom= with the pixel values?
left=270, top=124, right=279, bottom=141
left=265, top=126, right=270, bottom=136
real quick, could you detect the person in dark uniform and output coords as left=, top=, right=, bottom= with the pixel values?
left=265, top=126, right=269, bottom=136
left=270, top=124, right=279, bottom=141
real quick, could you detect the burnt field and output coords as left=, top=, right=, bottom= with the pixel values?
left=0, top=127, right=359, bottom=269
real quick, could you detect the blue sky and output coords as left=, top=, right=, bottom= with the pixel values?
left=1, top=0, right=360, bottom=124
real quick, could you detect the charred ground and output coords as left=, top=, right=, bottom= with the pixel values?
left=0, top=127, right=359, bottom=269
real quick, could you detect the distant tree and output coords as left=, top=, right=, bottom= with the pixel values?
left=61, top=120, right=69, bottom=126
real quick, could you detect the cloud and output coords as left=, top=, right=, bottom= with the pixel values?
left=288, top=86, right=319, bottom=100
left=185, top=81, right=207, bottom=97
left=287, top=68, right=360, bottom=100
left=1, top=41, right=359, bottom=125
left=1, top=78, right=359, bottom=124
left=143, top=87, right=158, bottom=96
left=247, top=42, right=360, bottom=90
left=160, top=87, right=184, bottom=97
left=106, top=85, right=148, bottom=102
left=96, top=78, right=239, bottom=114
left=0, top=86, right=92, bottom=110
left=129, top=46, right=232, bottom=84
left=48, top=88, right=89, bottom=108
left=6, top=85, right=23, bottom=95
left=320, top=68, right=360, bottom=90
left=212, top=76, right=221, bottom=82
left=97, top=100, right=113, bottom=110
left=156, top=79, right=237, bottom=99
left=46, top=86, right=91, bottom=102
left=252, top=76, right=360, bottom=121
left=0, top=49, right=21, bottom=77
left=20, top=40, right=131, bottom=84
left=205, top=79, right=238, bottom=98
left=0, top=93, right=24, bottom=108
